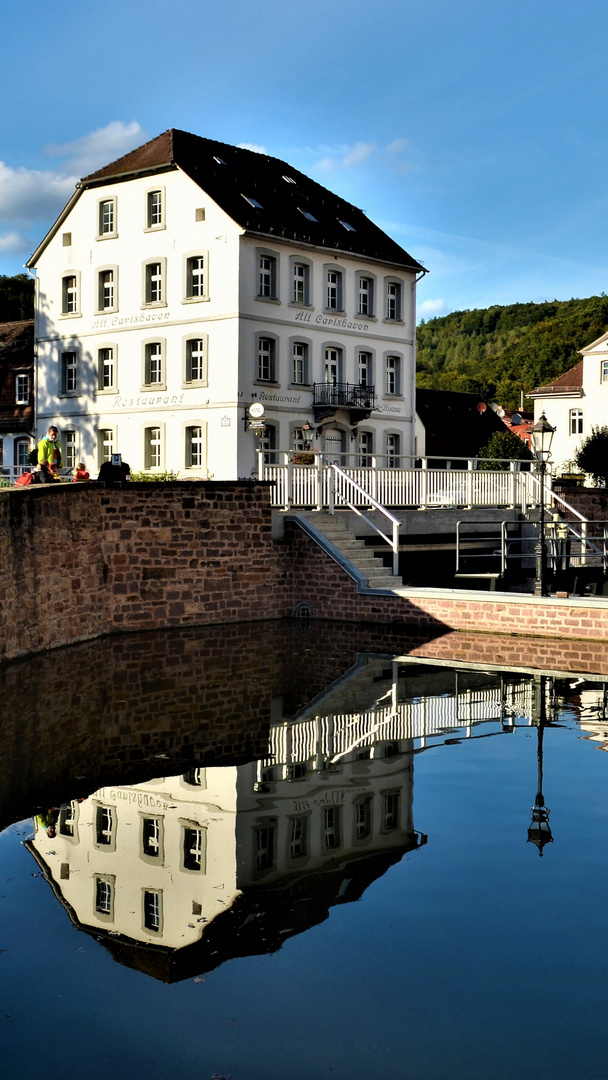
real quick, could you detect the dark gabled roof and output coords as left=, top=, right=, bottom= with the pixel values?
left=416, top=388, right=508, bottom=458
left=530, top=360, right=584, bottom=397
left=0, top=319, right=34, bottom=352
left=79, top=129, right=426, bottom=271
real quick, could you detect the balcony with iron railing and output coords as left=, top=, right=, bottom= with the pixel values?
left=313, top=382, right=375, bottom=422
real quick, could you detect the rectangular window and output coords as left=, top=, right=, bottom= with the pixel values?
left=386, top=355, right=401, bottom=396
left=183, top=767, right=206, bottom=787
left=258, top=255, right=277, bottom=298
left=386, top=282, right=402, bottom=321
left=186, top=255, right=205, bottom=298
left=99, top=429, right=114, bottom=464
left=62, top=275, right=78, bottom=314
left=186, top=425, right=204, bottom=468
left=61, top=351, right=78, bottom=394
left=386, top=433, right=400, bottom=468
left=142, top=817, right=162, bottom=858
left=59, top=802, right=77, bottom=838
left=326, top=270, right=343, bottom=310
left=186, top=338, right=205, bottom=383
left=147, top=190, right=163, bottom=228
left=145, top=342, right=163, bottom=385
left=358, top=351, right=372, bottom=387
left=293, top=262, right=309, bottom=304
left=383, top=793, right=400, bottom=830
left=257, top=337, right=276, bottom=381
left=64, top=430, right=76, bottom=470
left=601, top=360, right=608, bottom=383
left=358, top=277, right=373, bottom=316
left=255, top=825, right=275, bottom=871
left=324, top=347, right=341, bottom=385
left=95, top=878, right=113, bottom=916
left=358, top=431, right=373, bottom=467
left=95, top=806, right=114, bottom=846
left=355, top=798, right=372, bottom=839
left=98, top=347, right=115, bottom=390
left=99, top=199, right=115, bottom=236
left=145, top=262, right=164, bottom=304
left=260, top=424, right=277, bottom=465
left=292, top=341, right=309, bottom=385
left=289, top=816, right=307, bottom=858
left=16, top=439, right=30, bottom=467
left=183, top=826, right=206, bottom=872
left=145, top=427, right=162, bottom=469
left=98, top=269, right=115, bottom=311
left=143, top=890, right=162, bottom=933
left=15, top=374, right=29, bottom=404
left=570, top=409, right=583, bottom=435
left=324, top=807, right=340, bottom=850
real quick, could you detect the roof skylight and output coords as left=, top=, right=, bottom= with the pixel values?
left=298, top=208, right=318, bottom=222
left=282, top=175, right=296, bottom=184
left=213, top=156, right=227, bottom=165
left=242, top=195, right=263, bottom=208
left=338, top=219, right=356, bottom=232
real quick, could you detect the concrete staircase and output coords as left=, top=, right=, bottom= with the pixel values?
left=295, top=510, right=401, bottom=589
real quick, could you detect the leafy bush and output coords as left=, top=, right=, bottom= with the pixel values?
left=574, top=426, right=608, bottom=487
left=477, top=430, right=533, bottom=470
left=129, top=470, right=180, bottom=482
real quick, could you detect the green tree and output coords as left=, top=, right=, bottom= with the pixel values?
left=477, top=430, right=533, bottom=470
left=574, top=426, right=608, bottom=487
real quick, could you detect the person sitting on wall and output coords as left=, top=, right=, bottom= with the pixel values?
left=36, top=461, right=60, bottom=483
left=97, top=458, right=131, bottom=486
left=73, top=462, right=90, bottom=482
left=38, top=425, right=62, bottom=479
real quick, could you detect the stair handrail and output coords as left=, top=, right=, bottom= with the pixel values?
left=329, top=463, right=400, bottom=576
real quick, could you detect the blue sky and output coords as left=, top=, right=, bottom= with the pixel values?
left=2, top=0, right=608, bottom=320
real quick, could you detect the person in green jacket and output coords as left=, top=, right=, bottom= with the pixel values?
left=37, top=425, right=62, bottom=478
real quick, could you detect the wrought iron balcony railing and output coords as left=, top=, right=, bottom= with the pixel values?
left=313, top=382, right=375, bottom=411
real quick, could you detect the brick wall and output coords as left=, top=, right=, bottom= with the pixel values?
left=553, top=485, right=608, bottom=520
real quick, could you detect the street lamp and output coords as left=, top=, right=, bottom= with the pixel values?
left=527, top=674, right=554, bottom=855
left=531, top=412, right=556, bottom=597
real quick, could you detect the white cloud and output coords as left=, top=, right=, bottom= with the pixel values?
left=238, top=142, right=267, bottom=154
left=418, top=298, right=448, bottom=318
left=0, top=230, right=26, bottom=253
left=0, top=162, right=76, bottom=226
left=314, top=141, right=376, bottom=173
left=45, top=121, right=145, bottom=177
left=386, top=137, right=410, bottom=154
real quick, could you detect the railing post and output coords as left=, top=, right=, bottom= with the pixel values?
left=392, top=519, right=399, bottom=576
left=315, top=452, right=323, bottom=511
left=509, top=460, right=516, bottom=508
left=257, top=448, right=264, bottom=481
left=466, top=458, right=473, bottom=509
left=371, top=455, right=377, bottom=504
left=420, top=458, right=428, bottom=510
left=284, top=451, right=292, bottom=511
left=328, top=464, right=335, bottom=515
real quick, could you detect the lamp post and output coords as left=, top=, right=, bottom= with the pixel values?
left=531, top=412, right=556, bottom=597
left=527, top=674, right=554, bottom=855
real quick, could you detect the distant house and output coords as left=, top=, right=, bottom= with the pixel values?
left=0, top=320, right=35, bottom=477
left=501, top=408, right=534, bottom=451
left=415, top=388, right=510, bottom=459
left=529, top=356, right=589, bottom=472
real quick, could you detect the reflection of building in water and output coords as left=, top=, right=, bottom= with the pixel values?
left=26, top=660, right=537, bottom=980
left=573, top=686, right=608, bottom=749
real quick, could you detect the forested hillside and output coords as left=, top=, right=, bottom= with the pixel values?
left=416, top=295, right=608, bottom=409
left=0, top=274, right=34, bottom=322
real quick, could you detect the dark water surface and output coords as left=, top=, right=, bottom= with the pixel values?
left=2, top=620, right=608, bottom=1080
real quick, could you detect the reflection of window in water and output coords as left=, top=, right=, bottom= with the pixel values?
left=355, top=798, right=372, bottom=839
left=142, top=817, right=162, bottom=858
left=355, top=748, right=371, bottom=761
left=289, top=816, right=307, bottom=858
left=383, top=793, right=399, bottom=831
left=384, top=742, right=399, bottom=758
left=95, top=806, right=114, bottom=846
left=324, top=807, right=340, bottom=850
left=95, top=878, right=113, bottom=916
left=260, top=765, right=274, bottom=783
left=143, top=889, right=162, bottom=933
left=59, top=802, right=76, bottom=837
left=287, top=761, right=307, bottom=780
left=182, top=826, right=206, bottom=872
left=255, top=825, right=275, bottom=871
left=183, top=768, right=206, bottom=787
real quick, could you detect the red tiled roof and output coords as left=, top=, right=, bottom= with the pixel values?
left=531, top=360, right=583, bottom=395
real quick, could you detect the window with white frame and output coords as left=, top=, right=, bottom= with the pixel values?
left=255, top=824, right=276, bottom=871
left=260, top=423, right=277, bottom=464
left=59, top=802, right=78, bottom=838
left=98, top=347, right=115, bottom=390
left=185, top=337, right=206, bottom=383
left=358, top=276, right=374, bottom=316
left=95, top=806, right=114, bottom=846
left=15, top=374, right=29, bottom=404
left=147, top=189, right=163, bottom=228
left=358, top=431, right=373, bottom=466
left=144, top=342, right=163, bottom=386
left=98, top=429, right=114, bottom=465
left=183, top=768, right=206, bottom=787
left=292, top=341, right=309, bottom=385
left=258, top=253, right=277, bottom=298
left=601, top=360, right=608, bottom=383
left=15, top=439, right=30, bottom=468
left=186, top=425, right=204, bottom=468
left=62, top=275, right=78, bottom=314
left=324, top=346, right=342, bottom=385
left=185, top=255, right=206, bottom=299
left=142, top=817, right=162, bottom=859
left=257, top=336, right=276, bottom=381
left=61, top=351, right=78, bottom=394
left=182, top=825, right=206, bottom=872
left=64, top=430, right=77, bottom=470
left=355, top=797, right=372, bottom=840
left=358, top=351, right=372, bottom=387
left=292, top=262, right=310, bottom=305
left=98, top=199, right=116, bottom=237
left=98, top=269, right=115, bottom=311
left=386, top=281, right=402, bottom=321
left=385, top=355, right=401, bottom=395
left=386, top=433, right=401, bottom=468
left=145, top=427, right=162, bottom=469
left=289, top=816, right=307, bottom=858
left=326, top=269, right=343, bottom=311
left=323, top=806, right=340, bottom=850
left=292, top=427, right=313, bottom=453
left=144, top=261, right=164, bottom=304
left=383, top=792, right=400, bottom=830
left=143, top=890, right=162, bottom=933
left=95, top=877, right=114, bottom=917
left=570, top=409, right=583, bottom=435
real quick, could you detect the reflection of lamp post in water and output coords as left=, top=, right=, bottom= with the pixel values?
left=531, top=413, right=556, bottom=597
left=527, top=674, right=554, bottom=855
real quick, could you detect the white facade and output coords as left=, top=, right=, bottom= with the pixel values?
left=29, top=137, right=423, bottom=479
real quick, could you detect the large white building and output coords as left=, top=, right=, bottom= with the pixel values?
left=27, top=129, right=426, bottom=479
